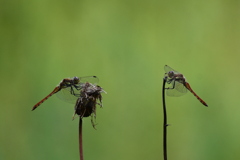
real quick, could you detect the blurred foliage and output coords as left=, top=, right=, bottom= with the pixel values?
left=0, top=0, right=240, bottom=160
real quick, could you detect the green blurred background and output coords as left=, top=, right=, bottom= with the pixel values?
left=1, top=0, right=239, bottom=160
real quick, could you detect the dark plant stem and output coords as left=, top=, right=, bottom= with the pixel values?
left=162, top=76, right=168, bottom=160
left=79, top=118, right=84, bottom=160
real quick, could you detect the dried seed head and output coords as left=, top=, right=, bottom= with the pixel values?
left=74, top=82, right=105, bottom=128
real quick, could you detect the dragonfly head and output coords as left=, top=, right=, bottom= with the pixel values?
left=167, top=71, right=175, bottom=78
left=73, top=77, right=80, bottom=84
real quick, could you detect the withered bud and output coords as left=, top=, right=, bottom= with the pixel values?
left=74, top=82, right=105, bottom=128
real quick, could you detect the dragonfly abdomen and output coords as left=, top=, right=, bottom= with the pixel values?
left=185, top=82, right=208, bottom=107
left=32, top=87, right=61, bottom=110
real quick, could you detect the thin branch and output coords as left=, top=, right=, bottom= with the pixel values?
left=79, top=118, right=84, bottom=160
left=162, top=76, right=168, bottom=160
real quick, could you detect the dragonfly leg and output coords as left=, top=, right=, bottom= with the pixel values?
left=73, top=84, right=81, bottom=90
left=69, top=85, right=81, bottom=97
left=165, top=79, right=176, bottom=90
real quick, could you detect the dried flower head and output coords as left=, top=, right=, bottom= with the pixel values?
left=74, top=82, right=106, bottom=128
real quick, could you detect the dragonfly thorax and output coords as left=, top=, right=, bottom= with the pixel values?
left=174, top=73, right=185, bottom=81
left=167, top=71, right=186, bottom=83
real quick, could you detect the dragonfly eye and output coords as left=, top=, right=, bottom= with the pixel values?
left=73, top=77, right=79, bottom=84
left=168, top=71, right=174, bottom=78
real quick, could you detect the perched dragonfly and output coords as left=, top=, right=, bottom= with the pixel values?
left=32, top=76, right=99, bottom=111
left=164, top=65, right=208, bottom=107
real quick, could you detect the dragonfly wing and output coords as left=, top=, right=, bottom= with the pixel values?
left=164, top=65, right=180, bottom=74
left=166, top=80, right=188, bottom=97
left=174, top=81, right=188, bottom=93
left=56, top=86, right=80, bottom=104
left=78, top=76, right=99, bottom=85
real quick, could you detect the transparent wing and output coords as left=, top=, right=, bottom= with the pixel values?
left=79, top=76, right=99, bottom=85
left=164, top=65, right=181, bottom=74
left=166, top=80, right=188, bottom=97
left=56, top=86, right=80, bottom=104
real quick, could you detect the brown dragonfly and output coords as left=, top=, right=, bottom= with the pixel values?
left=32, top=76, right=99, bottom=111
left=164, top=65, right=208, bottom=107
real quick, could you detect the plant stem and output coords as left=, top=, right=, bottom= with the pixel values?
left=162, top=76, right=168, bottom=160
left=79, top=118, right=84, bottom=160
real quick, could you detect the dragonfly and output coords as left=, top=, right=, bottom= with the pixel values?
left=32, top=76, right=99, bottom=111
left=164, top=65, right=208, bottom=107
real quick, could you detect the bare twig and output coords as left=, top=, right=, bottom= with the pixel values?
left=162, top=76, right=168, bottom=160
left=79, top=118, right=84, bottom=160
